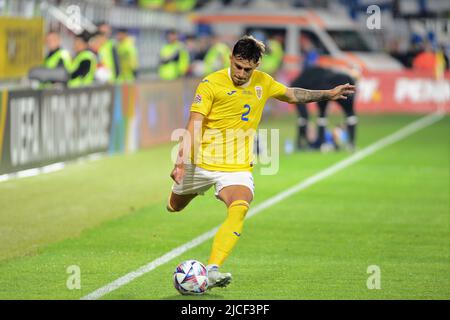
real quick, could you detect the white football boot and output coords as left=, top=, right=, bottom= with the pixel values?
left=206, top=264, right=232, bottom=289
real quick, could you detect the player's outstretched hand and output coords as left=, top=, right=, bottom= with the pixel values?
left=170, top=164, right=185, bottom=185
left=329, top=83, right=356, bottom=100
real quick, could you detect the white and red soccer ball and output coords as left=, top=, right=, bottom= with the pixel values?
left=173, top=260, right=208, bottom=295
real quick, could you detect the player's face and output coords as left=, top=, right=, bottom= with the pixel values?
left=229, top=55, right=259, bottom=86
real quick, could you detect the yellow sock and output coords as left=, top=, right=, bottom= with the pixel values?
left=208, top=200, right=249, bottom=267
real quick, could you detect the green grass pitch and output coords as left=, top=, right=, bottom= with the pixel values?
left=0, top=114, right=448, bottom=299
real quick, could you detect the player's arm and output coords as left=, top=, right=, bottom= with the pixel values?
left=170, top=111, right=205, bottom=184
left=276, top=84, right=356, bottom=104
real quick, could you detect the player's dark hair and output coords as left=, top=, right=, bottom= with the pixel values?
left=232, top=35, right=266, bottom=64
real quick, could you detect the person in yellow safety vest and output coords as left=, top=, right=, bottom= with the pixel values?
left=44, top=31, right=72, bottom=70
left=173, top=0, right=197, bottom=12
left=138, top=0, right=164, bottom=10
left=41, top=31, right=72, bottom=87
left=158, top=29, right=190, bottom=81
left=203, top=36, right=231, bottom=76
left=260, top=37, right=284, bottom=76
left=116, top=28, right=139, bottom=82
left=68, top=32, right=97, bottom=87
left=90, top=26, right=121, bottom=84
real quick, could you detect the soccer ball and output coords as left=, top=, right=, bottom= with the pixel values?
left=173, top=260, right=208, bottom=295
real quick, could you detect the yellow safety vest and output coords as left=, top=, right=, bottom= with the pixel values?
left=99, top=40, right=119, bottom=83
left=158, top=41, right=189, bottom=80
left=203, top=42, right=231, bottom=75
left=117, top=37, right=138, bottom=82
left=68, top=50, right=97, bottom=87
left=44, top=48, right=71, bottom=70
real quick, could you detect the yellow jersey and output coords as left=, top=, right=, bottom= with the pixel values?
left=190, top=68, right=287, bottom=172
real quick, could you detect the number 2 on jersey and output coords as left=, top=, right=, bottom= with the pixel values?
left=241, top=104, right=251, bottom=122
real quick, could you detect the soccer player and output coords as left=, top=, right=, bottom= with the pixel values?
left=167, top=36, right=355, bottom=290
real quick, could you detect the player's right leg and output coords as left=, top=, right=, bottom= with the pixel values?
left=167, top=164, right=214, bottom=212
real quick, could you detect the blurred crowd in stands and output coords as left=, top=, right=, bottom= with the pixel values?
left=388, top=31, right=449, bottom=72
left=40, top=23, right=448, bottom=88
left=113, top=0, right=261, bottom=12
left=39, top=21, right=285, bottom=87
left=40, top=22, right=139, bottom=87
left=36, top=0, right=449, bottom=88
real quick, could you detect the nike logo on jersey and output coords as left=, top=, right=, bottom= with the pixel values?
left=227, top=90, right=237, bottom=95
left=233, top=232, right=241, bottom=237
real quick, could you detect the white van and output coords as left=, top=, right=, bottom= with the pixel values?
left=191, top=7, right=404, bottom=77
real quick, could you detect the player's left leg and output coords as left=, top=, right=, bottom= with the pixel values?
left=206, top=176, right=254, bottom=289
left=209, top=185, right=253, bottom=266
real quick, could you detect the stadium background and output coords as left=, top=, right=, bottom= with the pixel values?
left=0, top=0, right=449, bottom=301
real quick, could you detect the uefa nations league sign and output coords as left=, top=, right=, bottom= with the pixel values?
left=0, top=86, right=113, bottom=175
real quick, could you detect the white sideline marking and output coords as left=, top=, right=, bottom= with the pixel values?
left=81, top=112, right=444, bottom=300
left=0, top=153, right=105, bottom=183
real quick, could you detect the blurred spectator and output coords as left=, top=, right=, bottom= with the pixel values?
left=185, top=34, right=200, bottom=63
left=412, top=40, right=437, bottom=72
left=165, top=0, right=197, bottom=12
left=44, top=31, right=72, bottom=71
left=41, top=31, right=72, bottom=87
left=411, top=32, right=447, bottom=75
left=389, top=31, right=449, bottom=72
left=158, top=29, right=190, bottom=80
left=291, top=66, right=357, bottom=152
left=68, top=32, right=97, bottom=87
left=98, top=22, right=113, bottom=39
left=138, top=0, right=164, bottom=9
left=402, top=33, right=426, bottom=68
left=116, top=28, right=139, bottom=82
left=203, top=34, right=231, bottom=76
left=300, top=34, right=319, bottom=69
left=260, top=35, right=284, bottom=75
left=90, top=25, right=121, bottom=83
left=185, top=35, right=201, bottom=76
left=387, top=37, right=409, bottom=68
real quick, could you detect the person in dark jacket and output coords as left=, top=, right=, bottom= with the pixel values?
left=291, top=66, right=357, bottom=151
